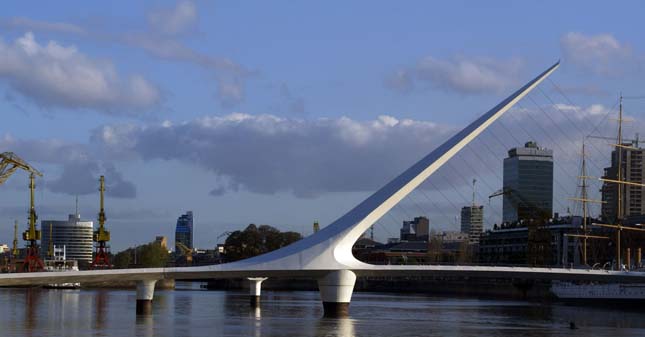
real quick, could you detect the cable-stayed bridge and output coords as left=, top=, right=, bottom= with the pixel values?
left=2, top=61, right=643, bottom=317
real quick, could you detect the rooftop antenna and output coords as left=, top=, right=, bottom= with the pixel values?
left=75, top=195, right=79, bottom=217
left=472, top=178, right=477, bottom=206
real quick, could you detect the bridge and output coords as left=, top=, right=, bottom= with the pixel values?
left=2, top=61, right=644, bottom=317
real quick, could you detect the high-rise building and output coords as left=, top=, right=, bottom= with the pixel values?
left=400, top=216, right=429, bottom=241
left=41, top=214, right=94, bottom=264
left=461, top=205, right=484, bottom=244
left=175, top=211, right=194, bottom=251
left=602, top=140, right=645, bottom=222
left=502, top=141, right=553, bottom=223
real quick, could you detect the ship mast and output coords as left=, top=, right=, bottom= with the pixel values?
left=581, top=141, right=588, bottom=265
left=616, top=95, right=624, bottom=270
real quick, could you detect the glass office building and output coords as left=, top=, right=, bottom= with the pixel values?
left=502, top=141, right=553, bottom=223
left=175, top=211, right=194, bottom=250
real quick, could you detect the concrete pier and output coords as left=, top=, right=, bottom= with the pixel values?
left=136, top=279, right=157, bottom=315
left=248, top=277, right=268, bottom=307
left=317, top=270, right=356, bottom=318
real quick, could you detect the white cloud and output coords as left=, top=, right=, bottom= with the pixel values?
left=386, top=56, right=523, bottom=94
left=3, top=2, right=252, bottom=108
left=560, top=32, right=632, bottom=76
left=92, top=114, right=456, bottom=197
left=0, top=32, right=161, bottom=114
left=147, top=0, right=197, bottom=36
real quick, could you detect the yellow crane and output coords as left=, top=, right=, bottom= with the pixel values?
left=22, top=173, right=44, bottom=271
left=0, top=152, right=42, bottom=185
left=175, top=242, right=193, bottom=265
left=0, top=152, right=44, bottom=272
left=92, top=175, right=112, bottom=268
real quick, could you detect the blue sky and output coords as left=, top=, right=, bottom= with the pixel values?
left=1, top=1, right=645, bottom=250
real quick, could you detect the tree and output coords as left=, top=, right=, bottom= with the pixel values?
left=111, top=242, right=169, bottom=269
left=457, top=240, right=472, bottom=264
left=112, top=250, right=132, bottom=269
left=224, top=224, right=302, bottom=261
left=138, top=242, right=169, bottom=268
left=427, top=230, right=443, bottom=263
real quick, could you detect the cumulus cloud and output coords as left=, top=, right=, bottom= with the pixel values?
left=147, top=0, right=197, bottom=36
left=85, top=103, right=620, bottom=214
left=560, top=32, right=633, bottom=76
left=386, top=56, right=523, bottom=94
left=0, top=135, right=136, bottom=198
left=92, top=114, right=455, bottom=197
left=3, top=1, right=253, bottom=108
left=0, top=32, right=161, bottom=114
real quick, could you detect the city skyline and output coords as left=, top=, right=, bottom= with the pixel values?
left=1, top=1, right=645, bottom=250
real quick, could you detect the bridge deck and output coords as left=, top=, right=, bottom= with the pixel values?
left=0, top=265, right=644, bottom=287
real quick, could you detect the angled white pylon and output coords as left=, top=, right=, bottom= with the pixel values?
left=218, top=61, right=561, bottom=273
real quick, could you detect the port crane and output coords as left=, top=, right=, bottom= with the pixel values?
left=0, top=152, right=42, bottom=186
left=92, top=176, right=112, bottom=268
left=1, top=152, right=45, bottom=272
left=175, top=241, right=194, bottom=265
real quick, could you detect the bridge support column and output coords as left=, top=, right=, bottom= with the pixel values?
left=248, top=277, right=268, bottom=307
left=317, top=270, right=356, bottom=318
left=136, top=279, right=157, bottom=315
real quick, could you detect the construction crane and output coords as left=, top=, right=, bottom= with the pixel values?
left=489, top=187, right=552, bottom=221
left=92, top=176, right=112, bottom=268
left=489, top=187, right=552, bottom=266
left=175, top=241, right=193, bottom=265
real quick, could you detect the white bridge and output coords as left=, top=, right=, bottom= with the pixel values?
left=3, top=61, right=644, bottom=316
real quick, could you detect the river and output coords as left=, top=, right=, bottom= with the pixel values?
left=1, top=282, right=644, bottom=336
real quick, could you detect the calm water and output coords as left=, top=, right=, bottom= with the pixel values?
left=1, top=282, right=644, bottom=337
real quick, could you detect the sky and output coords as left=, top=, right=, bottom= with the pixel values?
left=1, top=0, right=645, bottom=251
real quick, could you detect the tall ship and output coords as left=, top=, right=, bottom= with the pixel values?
left=551, top=95, right=645, bottom=301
